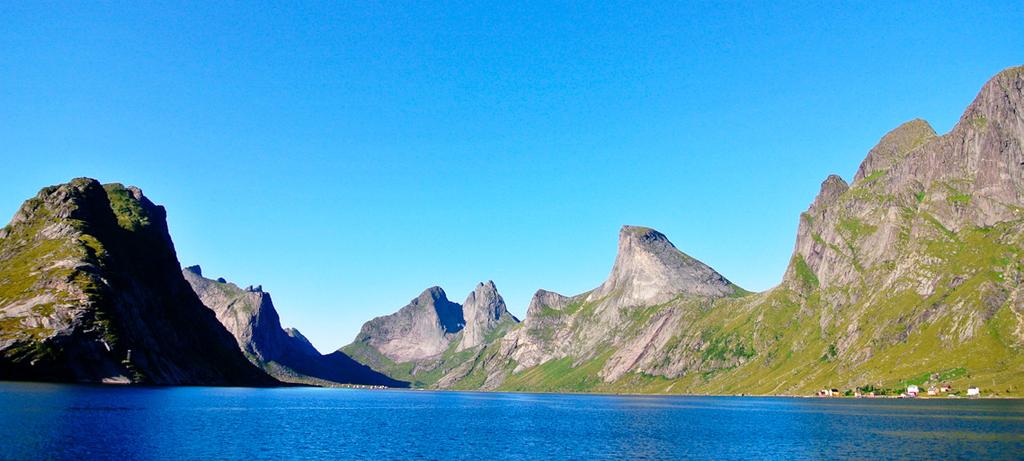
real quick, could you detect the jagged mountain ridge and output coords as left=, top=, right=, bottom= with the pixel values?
left=341, top=282, right=519, bottom=387
left=2, top=66, right=1020, bottom=393
left=347, top=65, right=1024, bottom=395
left=431, top=225, right=745, bottom=389
left=344, top=225, right=743, bottom=390
left=0, top=179, right=276, bottom=385
left=183, top=266, right=404, bottom=387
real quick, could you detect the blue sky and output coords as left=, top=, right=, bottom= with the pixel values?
left=1, top=2, right=1021, bottom=352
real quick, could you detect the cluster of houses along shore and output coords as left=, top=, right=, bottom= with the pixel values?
left=816, top=384, right=981, bottom=398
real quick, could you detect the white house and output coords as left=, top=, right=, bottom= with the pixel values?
left=907, top=385, right=920, bottom=396
left=967, top=387, right=981, bottom=397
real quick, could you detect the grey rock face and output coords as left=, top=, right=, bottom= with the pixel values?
left=183, top=268, right=293, bottom=362
left=852, top=119, right=937, bottom=183
left=786, top=65, right=1024, bottom=291
left=352, top=287, right=464, bottom=362
left=344, top=281, right=520, bottom=384
left=785, top=174, right=851, bottom=290
left=445, top=225, right=741, bottom=387
left=283, top=327, right=321, bottom=358
left=588, top=225, right=737, bottom=306
left=525, top=289, right=572, bottom=320
left=457, top=281, right=518, bottom=352
left=183, top=268, right=404, bottom=387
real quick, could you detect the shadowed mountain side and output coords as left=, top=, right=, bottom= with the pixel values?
left=183, top=266, right=406, bottom=387
left=0, top=179, right=276, bottom=386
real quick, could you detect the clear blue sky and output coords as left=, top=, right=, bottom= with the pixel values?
left=1, top=2, right=1021, bottom=352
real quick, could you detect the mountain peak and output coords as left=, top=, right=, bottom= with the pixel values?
left=814, top=174, right=850, bottom=209
left=853, top=119, right=936, bottom=183
left=353, top=285, right=464, bottom=362
left=587, top=225, right=736, bottom=306
left=526, top=289, right=571, bottom=316
left=0, top=178, right=276, bottom=385
left=457, top=280, right=517, bottom=351
left=957, top=65, right=1023, bottom=131
left=417, top=286, right=448, bottom=302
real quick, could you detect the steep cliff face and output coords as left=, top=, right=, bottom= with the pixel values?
left=183, top=266, right=403, bottom=386
left=786, top=67, right=1023, bottom=292
left=184, top=266, right=293, bottom=361
left=458, top=281, right=518, bottom=352
left=0, top=179, right=276, bottom=385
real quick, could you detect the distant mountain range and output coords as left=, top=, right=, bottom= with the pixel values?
left=1, top=65, right=1021, bottom=394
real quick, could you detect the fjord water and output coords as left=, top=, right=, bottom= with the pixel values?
left=1, top=382, right=1022, bottom=460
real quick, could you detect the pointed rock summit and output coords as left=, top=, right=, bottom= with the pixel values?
left=343, top=281, right=519, bottom=383
left=587, top=225, right=737, bottom=306
left=352, top=287, right=464, bottom=362
left=816, top=174, right=850, bottom=207
left=853, top=119, right=936, bottom=182
left=457, top=281, right=517, bottom=351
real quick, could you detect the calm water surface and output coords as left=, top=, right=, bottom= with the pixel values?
left=1, top=382, right=1022, bottom=460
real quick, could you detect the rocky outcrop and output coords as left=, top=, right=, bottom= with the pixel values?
left=184, top=267, right=292, bottom=361
left=342, top=282, right=520, bottom=384
left=786, top=65, right=1024, bottom=291
left=350, top=287, right=464, bottom=363
left=525, top=289, right=572, bottom=319
left=587, top=226, right=737, bottom=306
left=852, top=119, right=937, bottom=183
left=457, top=281, right=518, bottom=351
left=183, top=267, right=403, bottom=387
left=0, top=179, right=276, bottom=385
left=428, top=225, right=743, bottom=389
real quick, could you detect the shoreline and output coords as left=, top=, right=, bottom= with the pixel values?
left=8, top=379, right=1021, bottom=399
left=2, top=379, right=1020, bottom=399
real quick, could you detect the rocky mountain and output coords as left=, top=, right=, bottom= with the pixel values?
left=341, top=283, right=518, bottom=387
left=458, top=281, right=513, bottom=351
left=0, top=179, right=276, bottom=385
left=183, top=266, right=403, bottom=387
left=588, top=226, right=737, bottom=306
left=427, top=225, right=746, bottom=390
left=4, top=66, right=1020, bottom=395
left=348, top=65, right=1024, bottom=396
left=351, top=286, right=465, bottom=363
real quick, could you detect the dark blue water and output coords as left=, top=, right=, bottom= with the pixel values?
left=1, top=382, right=1022, bottom=460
